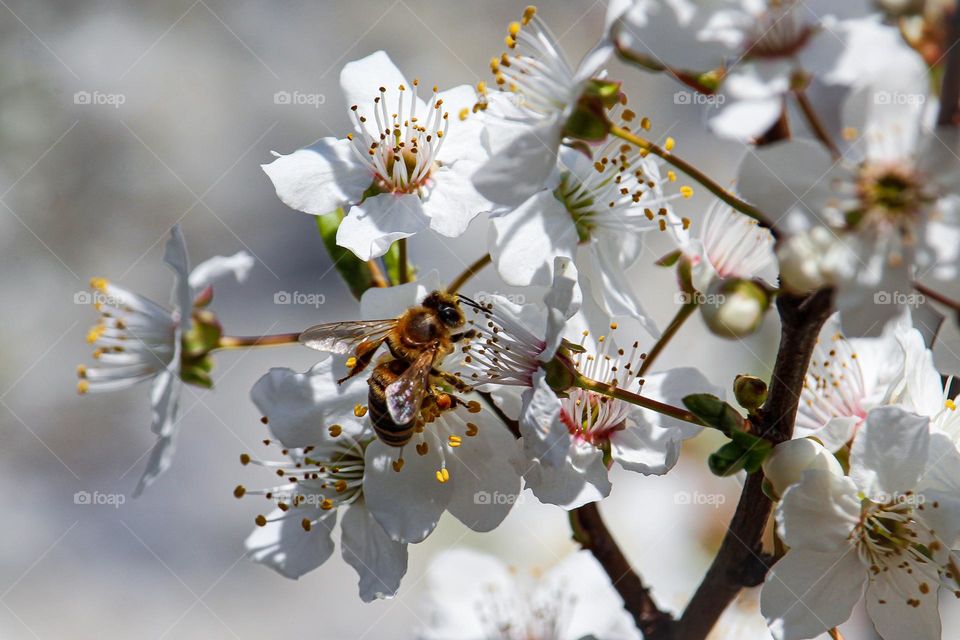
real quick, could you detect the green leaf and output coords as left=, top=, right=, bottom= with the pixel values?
left=316, top=209, right=374, bottom=300
left=708, top=442, right=748, bottom=477
left=682, top=393, right=745, bottom=436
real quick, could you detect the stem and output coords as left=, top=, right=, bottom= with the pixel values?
left=476, top=390, right=520, bottom=438
left=215, top=332, right=301, bottom=350
left=938, top=4, right=960, bottom=127
left=794, top=90, right=841, bottom=159
left=673, top=288, right=833, bottom=640
left=914, top=281, right=960, bottom=312
left=638, top=302, right=697, bottom=376
left=609, top=125, right=777, bottom=234
left=447, top=253, right=492, bottom=293
left=367, top=260, right=389, bottom=288
left=575, top=374, right=705, bottom=428
left=396, top=238, right=410, bottom=284
left=571, top=503, right=673, bottom=639
left=827, top=629, right=845, bottom=640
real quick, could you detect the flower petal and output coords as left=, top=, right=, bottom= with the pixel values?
left=518, top=370, right=571, bottom=467
left=609, top=421, right=682, bottom=476
left=421, top=165, right=488, bottom=238
left=543, top=257, right=582, bottom=360
left=359, top=270, right=441, bottom=319
left=637, top=367, right=720, bottom=440
left=262, top=138, right=370, bottom=215
left=850, top=405, right=929, bottom=500
left=472, top=116, right=563, bottom=206
left=776, top=469, right=860, bottom=552
left=336, top=193, right=430, bottom=261
left=340, top=501, right=407, bottom=602
left=188, top=251, right=255, bottom=292
left=363, top=438, right=451, bottom=543
left=340, top=51, right=420, bottom=135
left=244, top=506, right=336, bottom=579
left=865, top=570, right=941, bottom=640
left=132, top=432, right=176, bottom=498
left=518, top=440, right=611, bottom=509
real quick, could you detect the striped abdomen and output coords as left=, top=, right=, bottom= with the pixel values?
left=368, top=360, right=415, bottom=447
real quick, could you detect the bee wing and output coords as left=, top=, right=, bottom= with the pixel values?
left=386, top=349, right=436, bottom=425
left=298, top=319, right=396, bottom=355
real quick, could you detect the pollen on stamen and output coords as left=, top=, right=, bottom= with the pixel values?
left=233, top=485, right=246, bottom=499
left=328, top=424, right=342, bottom=437
left=435, top=467, right=450, bottom=483
left=664, top=137, right=676, bottom=151
left=680, top=186, right=694, bottom=198
left=77, top=380, right=90, bottom=395
left=240, top=453, right=252, bottom=466
left=255, top=514, right=267, bottom=527
left=354, top=404, right=368, bottom=418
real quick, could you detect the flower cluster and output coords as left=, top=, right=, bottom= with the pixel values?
left=76, top=2, right=960, bottom=638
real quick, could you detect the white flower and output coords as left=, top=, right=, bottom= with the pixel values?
left=762, top=405, right=960, bottom=640
left=489, top=115, right=691, bottom=337
left=795, top=313, right=907, bottom=451
left=418, top=548, right=641, bottom=640
left=762, top=438, right=843, bottom=498
left=737, top=61, right=960, bottom=336
left=888, top=326, right=960, bottom=442
left=612, top=0, right=891, bottom=141
left=263, top=51, right=493, bottom=260
left=457, top=258, right=582, bottom=467
left=472, top=6, right=612, bottom=206
left=77, top=225, right=253, bottom=496
left=514, top=322, right=721, bottom=509
left=242, top=359, right=407, bottom=601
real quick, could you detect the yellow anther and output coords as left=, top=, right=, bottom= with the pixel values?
left=667, top=170, right=677, bottom=182
left=448, top=435, right=462, bottom=447
left=92, top=348, right=103, bottom=360
left=467, top=400, right=482, bottom=413
left=522, top=5, right=537, bottom=24
left=334, top=480, right=348, bottom=492
left=477, top=81, right=487, bottom=95
left=490, top=56, right=500, bottom=72
left=610, top=322, right=618, bottom=330
left=233, top=485, right=246, bottom=498
left=301, top=518, right=312, bottom=531
left=659, top=219, right=667, bottom=231
left=392, top=458, right=405, bottom=472
left=320, top=498, right=334, bottom=510
left=435, top=467, right=450, bottom=483
left=682, top=217, right=691, bottom=230
left=255, top=515, right=267, bottom=527
left=505, top=35, right=516, bottom=48
left=508, top=21, right=521, bottom=37
left=459, top=107, right=469, bottom=121
left=465, top=422, right=479, bottom=437
left=328, top=424, right=342, bottom=437
left=842, top=127, right=858, bottom=141
left=354, top=404, right=368, bottom=417
left=86, top=325, right=105, bottom=344
left=947, top=399, right=957, bottom=411
left=345, top=356, right=357, bottom=369
left=240, top=453, right=251, bottom=465
left=76, top=364, right=88, bottom=378
left=664, top=137, right=676, bottom=151
left=89, top=277, right=109, bottom=292
left=76, top=380, right=90, bottom=395
left=622, top=109, right=636, bottom=122
left=680, top=185, right=694, bottom=198
left=640, top=117, right=651, bottom=131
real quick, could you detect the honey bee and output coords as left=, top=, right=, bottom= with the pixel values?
left=298, top=291, right=477, bottom=447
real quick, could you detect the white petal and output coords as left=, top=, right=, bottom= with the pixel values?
left=339, top=51, right=420, bottom=132
left=363, top=438, right=451, bottom=543
left=244, top=506, right=336, bottom=579
left=132, top=432, right=176, bottom=498
left=579, top=243, right=660, bottom=339
left=637, top=367, right=720, bottom=440
left=489, top=190, right=577, bottom=288
left=776, top=469, right=860, bottom=551
left=434, top=85, right=489, bottom=165
left=610, top=420, right=682, bottom=475
left=188, top=251, right=255, bottom=292
left=472, top=117, right=563, bottom=206
left=916, top=432, right=960, bottom=545
left=519, top=440, right=611, bottom=509
left=164, top=225, right=193, bottom=331
left=421, top=165, right=488, bottom=238
left=518, top=370, right=571, bottom=467
left=616, top=0, right=728, bottom=72
left=336, top=193, right=430, bottom=261
left=249, top=360, right=370, bottom=449
left=359, top=270, right=441, bottom=319
left=710, top=66, right=790, bottom=142
left=262, top=138, right=370, bottom=215
left=149, top=365, right=181, bottom=437
left=762, top=548, right=866, bottom=640
left=865, top=571, right=941, bottom=640
left=444, top=416, right=521, bottom=532
left=542, top=257, right=582, bottom=360
left=850, top=406, right=929, bottom=499
left=340, top=501, right=407, bottom=602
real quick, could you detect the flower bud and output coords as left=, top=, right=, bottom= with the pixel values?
left=777, top=227, right=835, bottom=294
left=762, top=438, right=843, bottom=499
left=700, top=279, right=771, bottom=339
left=733, top=374, right=767, bottom=411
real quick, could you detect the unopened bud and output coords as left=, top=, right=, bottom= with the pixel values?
left=733, top=375, right=767, bottom=411
left=700, top=279, right=771, bottom=339
left=777, top=227, right=835, bottom=294
left=762, top=438, right=843, bottom=499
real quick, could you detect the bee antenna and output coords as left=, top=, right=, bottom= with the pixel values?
left=457, top=294, right=480, bottom=309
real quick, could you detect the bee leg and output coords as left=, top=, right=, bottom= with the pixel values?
left=336, top=341, right=380, bottom=385
left=431, top=369, right=473, bottom=393
left=450, top=329, right=477, bottom=343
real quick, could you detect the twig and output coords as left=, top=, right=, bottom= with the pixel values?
left=638, top=302, right=697, bottom=376
left=571, top=503, right=674, bottom=639
left=475, top=390, right=520, bottom=438
left=795, top=90, right=841, bottom=159
left=938, top=4, right=960, bottom=127
left=672, top=288, right=833, bottom=640
left=397, top=238, right=410, bottom=284
left=574, top=374, right=705, bottom=427
left=367, top=260, right=389, bottom=288
left=448, top=253, right=492, bottom=293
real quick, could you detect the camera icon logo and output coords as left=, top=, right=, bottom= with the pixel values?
left=74, top=491, right=92, bottom=505
left=74, top=91, right=92, bottom=105
left=274, top=291, right=291, bottom=304
left=873, top=291, right=891, bottom=305
left=673, top=91, right=692, bottom=105
left=74, top=291, right=92, bottom=304
left=274, top=91, right=292, bottom=105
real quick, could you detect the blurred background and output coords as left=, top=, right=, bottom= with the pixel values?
left=0, top=1, right=942, bottom=638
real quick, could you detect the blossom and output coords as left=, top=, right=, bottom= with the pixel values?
left=513, top=321, right=721, bottom=509
left=418, top=548, right=641, bottom=640
left=77, top=225, right=253, bottom=496
left=737, top=52, right=960, bottom=336
left=457, top=257, right=582, bottom=467
left=888, top=326, right=960, bottom=442
left=263, top=51, right=493, bottom=260
left=795, top=313, right=907, bottom=451
left=489, top=111, right=691, bottom=336
left=472, top=6, right=612, bottom=206
left=762, top=405, right=960, bottom=640
left=611, top=0, right=895, bottom=141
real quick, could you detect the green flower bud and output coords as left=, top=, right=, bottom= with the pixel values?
left=700, top=279, right=771, bottom=339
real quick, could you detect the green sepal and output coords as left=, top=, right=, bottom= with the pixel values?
left=563, top=93, right=612, bottom=142
left=682, top=393, right=745, bottom=436
left=582, top=79, right=622, bottom=108
left=708, top=442, right=748, bottom=477
left=316, top=208, right=374, bottom=301
left=656, top=249, right=683, bottom=268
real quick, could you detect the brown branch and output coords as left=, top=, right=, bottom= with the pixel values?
left=571, top=503, right=674, bottom=639
left=672, top=288, right=833, bottom=640
left=937, top=4, right=960, bottom=127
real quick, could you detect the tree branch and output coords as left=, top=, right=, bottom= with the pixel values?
left=571, top=503, right=674, bottom=639
left=672, top=288, right=833, bottom=640
left=938, top=4, right=960, bottom=127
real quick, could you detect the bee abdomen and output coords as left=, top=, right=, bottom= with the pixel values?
left=368, top=361, right=415, bottom=448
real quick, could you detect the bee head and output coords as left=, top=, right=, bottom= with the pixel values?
left=423, top=291, right=465, bottom=328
